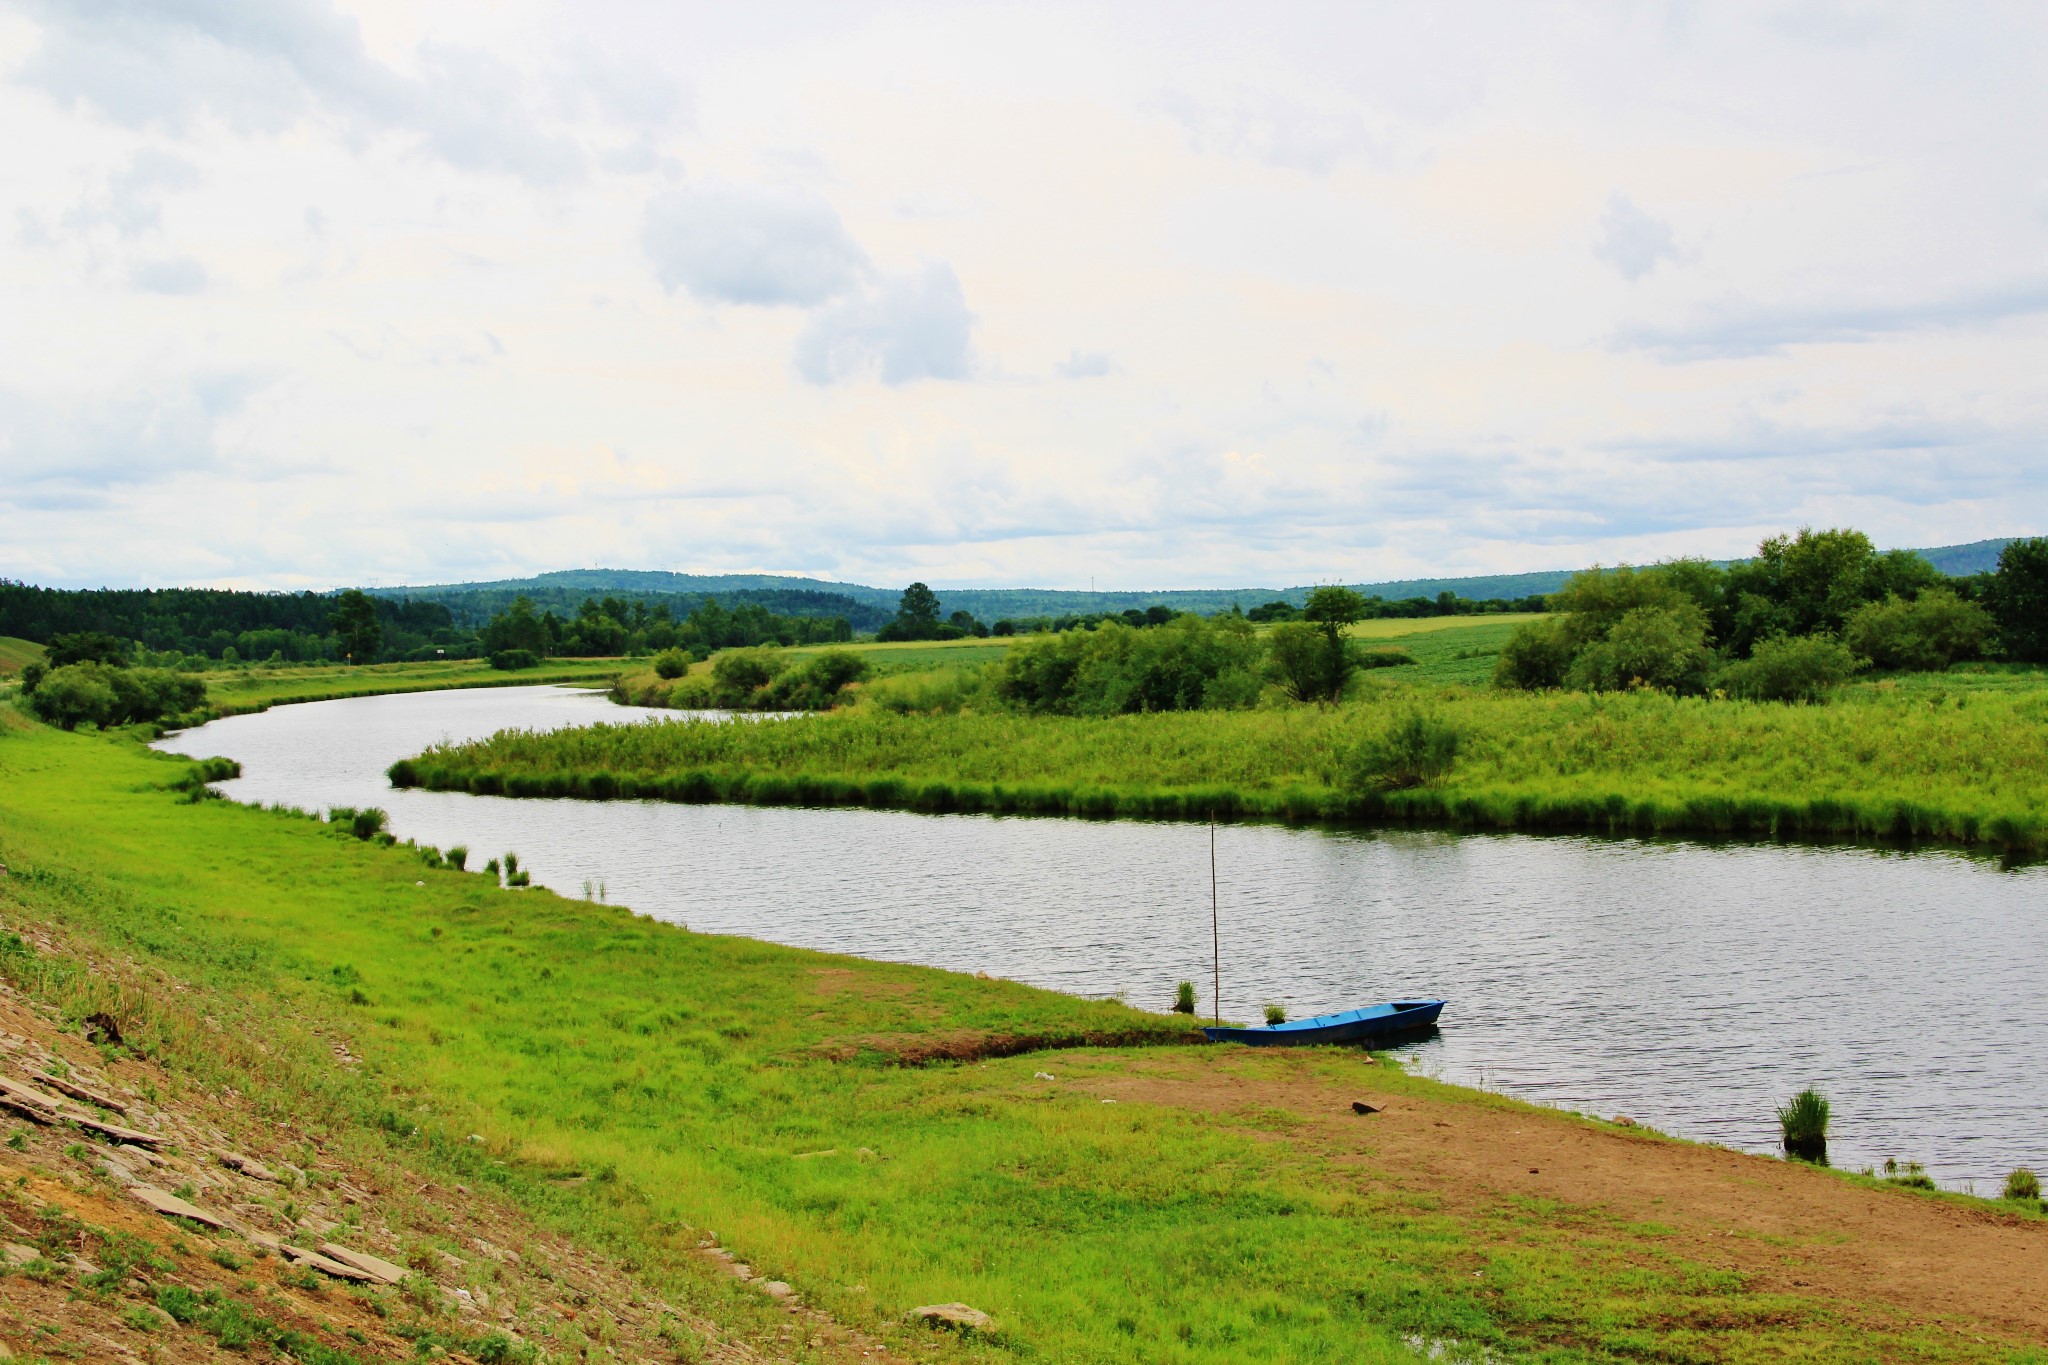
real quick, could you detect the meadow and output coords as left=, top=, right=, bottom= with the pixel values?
left=3, top=708, right=2041, bottom=1362
left=400, top=649, right=2048, bottom=859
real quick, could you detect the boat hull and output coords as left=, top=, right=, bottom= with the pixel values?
left=1201, top=999, right=1445, bottom=1047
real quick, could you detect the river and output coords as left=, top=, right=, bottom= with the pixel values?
left=157, top=684, right=2048, bottom=1191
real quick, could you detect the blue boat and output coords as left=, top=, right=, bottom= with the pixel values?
left=1201, top=998, right=1446, bottom=1047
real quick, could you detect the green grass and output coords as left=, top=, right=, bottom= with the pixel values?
left=2, top=709, right=2021, bottom=1361
left=398, top=671, right=2048, bottom=858
left=193, top=657, right=623, bottom=717
left=0, top=636, right=46, bottom=676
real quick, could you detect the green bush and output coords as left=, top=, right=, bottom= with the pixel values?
left=1347, top=711, right=1461, bottom=791
left=1566, top=604, right=1714, bottom=695
left=1717, top=634, right=1857, bottom=703
left=1492, top=616, right=1576, bottom=690
left=1842, top=588, right=1993, bottom=671
left=997, top=617, right=1264, bottom=714
left=27, top=664, right=118, bottom=729
left=652, top=648, right=691, bottom=680
left=1173, top=981, right=1196, bottom=1014
left=489, top=649, right=538, bottom=671
left=2002, top=1167, right=2041, bottom=1202
left=19, top=660, right=46, bottom=695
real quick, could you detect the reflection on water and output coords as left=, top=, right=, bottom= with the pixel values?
left=158, top=685, right=2048, bottom=1190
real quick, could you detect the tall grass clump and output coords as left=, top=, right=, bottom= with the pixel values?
left=1778, top=1087, right=1830, bottom=1164
left=1345, top=710, right=1460, bottom=791
left=445, top=845, right=468, bottom=871
left=2002, top=1167, right=2040, bottom=1203
left=1173, top=981, right=1197, bottom=1015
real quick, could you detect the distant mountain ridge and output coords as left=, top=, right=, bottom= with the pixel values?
left=373, top=537, right=2024, bottom=623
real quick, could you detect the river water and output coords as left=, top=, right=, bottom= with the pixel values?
left=157, top=684, right=2048, bottom=1190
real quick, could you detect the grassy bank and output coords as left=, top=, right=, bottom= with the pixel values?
left=8, top=711, right=2039, bottom=1360
left=0, top=635, right=44, bottom=677
left=194, top=656, right=622, bottom=717
left=396, top=679, right=2048, bottom=857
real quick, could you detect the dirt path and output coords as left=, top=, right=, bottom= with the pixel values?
left=1084, top=1052, right=2048, bottom=1343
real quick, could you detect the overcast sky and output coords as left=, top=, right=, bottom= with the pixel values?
left=4, top=1, right=2046, bottom=591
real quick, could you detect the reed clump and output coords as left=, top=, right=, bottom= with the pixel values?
left=2002, top=1167, right=2040, bottom=1202
left=1173, top=981, right=1196, bottom=1015
left=1778, top=1088, right=1830, bottom=1164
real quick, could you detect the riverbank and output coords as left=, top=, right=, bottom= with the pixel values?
left=193, top=657, right=622, bottom=719
left=394, top=680, right=2048, bottom=859
left=5, top=707, right=2047, bottom=1360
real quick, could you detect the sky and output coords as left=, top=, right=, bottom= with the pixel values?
left=3, top=1, right=2046, bottom=592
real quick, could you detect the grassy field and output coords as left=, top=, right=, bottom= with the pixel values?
left=5, top=709, right=2044, bottom=1361
left=401, top=660, right=2048, bottom=858
left=191, top=656, right=622, bottom=717
left=0, top=635, right=45, bottom=676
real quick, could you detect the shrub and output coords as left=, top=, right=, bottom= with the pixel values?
left=652, top=648, right=691, bottom=680
left=18, top=660, right=45, bottom=695
left=1492, top=617, right=1575, bottom=690
left=710, top=648, right=785, bottom=700
left=27, top=664, right=118, bottom=729
left=1842, top=588, right=1994, bottom=671
left=1566, top=603, right=1713, bottom=695
left=347, top=808, right=388, bottom=840
left=1718, top=634, right=1857, bottom=703
left=1777, top=1087, right=1829, bottom=1164
left=762, top=650, right=873, bottom=710
left=489, top=649, right=538, bottom=671
left=2002, top=1167, right=2041, bottom=1202
left=1347, top=711, right=1461, bottom=792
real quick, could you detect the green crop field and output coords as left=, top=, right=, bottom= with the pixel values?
left=3, top=706, right=2036, bottom=1361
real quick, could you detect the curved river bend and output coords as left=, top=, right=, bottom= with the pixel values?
left=158, top=685, right=2048, bottom=1190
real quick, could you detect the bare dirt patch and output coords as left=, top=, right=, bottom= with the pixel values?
left=1082, top=1051, right=2048, bottom=1344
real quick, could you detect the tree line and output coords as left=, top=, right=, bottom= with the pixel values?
left=1494, top=529, right=2048, bottom=700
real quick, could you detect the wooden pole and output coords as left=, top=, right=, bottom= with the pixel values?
left=1210, top=813, right=1220, bottom=1026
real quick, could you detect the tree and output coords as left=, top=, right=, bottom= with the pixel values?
left=481, top=596, right=549, bottom=656
left=47, top=631, right=129, bottom=668
left=1842, top=589, right=1993, bottom=671
left=1991, top=537, right=2048, bottom=662
left=1297, top=586, right=1370, bottom=703
left=330, top=589, right=383, bottom=664
left=27, top=664, right=118, bottom=730
left=876, top=582, right=945, bottom=642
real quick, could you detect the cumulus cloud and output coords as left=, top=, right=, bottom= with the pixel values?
left=1055, top=350, right=1113, bottom=378
left=12, top=0, right=589, bottom=184
left=1592, top=193, right=1679, bottom=281
left=642, top=184, right=870, bottom=306
left=128, top=256, right=208, bottom=294
left=793, top=263, right=975, bottom=385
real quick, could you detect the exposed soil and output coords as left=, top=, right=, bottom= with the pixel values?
left=1082, top=1051, right=2048, bottom=1344
left=0, top=967, right=914, bottom=1365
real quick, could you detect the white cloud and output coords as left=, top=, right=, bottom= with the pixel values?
left=127, top=256, right=208, bottom=294
left=1592, top=193, right=1679, bottom=281
left=642, top=184, right=869, bottom=306
left=793, top=263, right=975, bottom=385
left=1, top=1, right=2045, bottom=588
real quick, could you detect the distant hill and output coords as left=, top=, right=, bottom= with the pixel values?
left=374, top=536, right=2027, bottom=624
